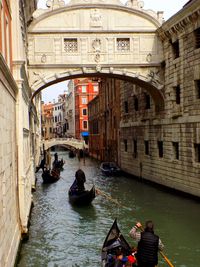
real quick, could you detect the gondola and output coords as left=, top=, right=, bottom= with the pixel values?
left=100, top=162, right=121, bottom=176
left=68, top=185, right=96, bottom=205
left=42, top=168, right=60, bottom=184
left=102, top=219, right=136, bottom=267
left=69, top=150, right=76, bottom=158
left=52, top=159, right=65, bottom=170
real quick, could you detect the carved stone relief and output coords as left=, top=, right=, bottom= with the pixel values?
left=90, top=9, right=102, bottom=28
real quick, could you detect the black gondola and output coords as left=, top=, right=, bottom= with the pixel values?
left=102, top=219, right=136, bottom=267
left=100, top=162, right=121, bottom=176
left=68, top=185, right=96, bottom=205
left=69, top=150, right=76, bottom=158
left=42, top=168, right=60, bottom=184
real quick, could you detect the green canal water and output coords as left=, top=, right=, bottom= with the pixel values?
left=17, top=151, right=200, bottom=267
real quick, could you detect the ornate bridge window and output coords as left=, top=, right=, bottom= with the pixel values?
left=116, top=38, right=130, bottom=52
left=64, top=38, right=78, bottom=52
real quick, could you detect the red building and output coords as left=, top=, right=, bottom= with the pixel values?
left=74, top=78, right=99, bottom=143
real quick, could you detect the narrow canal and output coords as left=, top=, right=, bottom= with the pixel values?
left=17, top=151, right=200, bottom=267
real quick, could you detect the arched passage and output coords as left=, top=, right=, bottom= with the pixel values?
left=31, top=70, right=165, bottom=111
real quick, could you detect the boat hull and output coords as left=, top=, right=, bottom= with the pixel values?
left=101, top=219, right=132, bottom=267
left=100, top=162, right=121, bottom=176
left=42, top=169, right=60, bottom=184
left=68, top=186, right=96, bottom=205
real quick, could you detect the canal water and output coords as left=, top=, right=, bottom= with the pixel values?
left=17, top=151, right=200, bottom=267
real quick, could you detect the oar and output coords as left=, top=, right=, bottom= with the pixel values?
left=95, top=188, right=129, bottom=209
left=138, top=224, right=174, bottom=267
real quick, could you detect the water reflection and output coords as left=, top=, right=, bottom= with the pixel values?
left=17, top=151, right=200, bottom=267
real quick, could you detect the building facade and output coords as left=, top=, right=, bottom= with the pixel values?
left=64, top=80, right=76, bottom=137
left=42, top=102, right=54, bottom=139
left=52, top=93, right=66, bottom=137
left=119, top=0, right=200, bottom=198
left=88, top=78, right=121, bottom=162
left=74, top=78, right=99, bottom=143
left=0, top=1, right=40, bottom=267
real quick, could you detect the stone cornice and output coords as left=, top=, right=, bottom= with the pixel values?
left=0, top=54, right=18, bottom=96
left=157, top=0, right=200, bottom=40
left=29, top=29, right=157, bottom=34
left=28, top=63, right=161, bottom=69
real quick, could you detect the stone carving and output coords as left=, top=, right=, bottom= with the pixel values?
left=92, top=38, right=101, bottom=52
left=92, top=38, right=101, bottom=63
left=126, top=0, right=144, bottom=9
left=31, top=72, right=46, bottom=87
left=41, top=54, right=47, bottom=63
left=46, top=0, right=65, bottom=10
left=96, top=64, right=101, bottom=72
left=90, top=9, right=102, bottom=27
left=147, top=70, right=164, bottom=89
left=94, top=53, right=100, bottom=63
left=146, top=53, right=152, bottom=62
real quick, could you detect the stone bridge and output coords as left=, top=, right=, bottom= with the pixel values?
left=28, top=0, right=165, bottom=108
left=43, top=138, right=88, bottom=150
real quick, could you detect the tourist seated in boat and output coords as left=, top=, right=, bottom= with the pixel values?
left=69, top=169, right=86, bottom=195
left=129, top=221, right=164, bottom=267
left=105, top=241, right=137, bottom=267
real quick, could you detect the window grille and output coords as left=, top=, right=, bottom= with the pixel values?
left=194, top=28, right=200, bottom=49
left=145, top=93, right=151, bottom=109
left=133, top=139, right=137, bottom=158
left=133, top=96, right=139, bottom=111
left=171, top=40, right=179, bottom=59
left=175, top=85, right=181, bottom=104
left=173, top=142, right=179, bottom=160
left=64, top=38, right=78, bottom=52
left=194, top=143, right=200, bottom=162
left=117, top=38, right=130, bottom=51
left=124, top=139, right=128, bottom=152
left=144, top=140, right=149, bottom=155
left=83, top=121, right=88, bottom=129
left=195, top=79, right=200, bottom=99
left=158, top=141, right=163, bottom=158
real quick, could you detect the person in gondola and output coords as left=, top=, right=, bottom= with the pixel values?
left=70, top=169, right=86, bottom=195
left=129, top=221, right=164, bottom=267
left=54, top=152, right=58, bottom=162
left=35, top=157, right=45, bottom=173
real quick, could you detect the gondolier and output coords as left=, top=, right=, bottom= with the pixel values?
left=68, top=169, right=95, bottom=205
left=129, top=221, right=164, bottom=267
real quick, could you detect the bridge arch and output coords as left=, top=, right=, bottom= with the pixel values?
left=43, top=138, right=87, bottom=151
left=31, top=69, right=165, bottom=110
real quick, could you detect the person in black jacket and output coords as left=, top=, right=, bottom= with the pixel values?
left=129, top=221, right=164, bottom=267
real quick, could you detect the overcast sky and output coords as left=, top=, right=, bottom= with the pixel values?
left=38, top=0, right=188, bottom=103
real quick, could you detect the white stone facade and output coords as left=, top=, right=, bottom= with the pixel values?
left=0, top=0, right=40, bottom=266
left=28, top=0, right=164, bottom=102
left=64, top=80, right=76, bottom=137
left=0, top=55, right=20, bottom=267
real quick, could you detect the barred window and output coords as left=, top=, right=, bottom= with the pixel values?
left=194, top=143, right=200, bottom=162
left=144, top=140, right=149, bottom=155
left=173, top=142, right=179, bottom=160
left=171, top=40, right=179, bottom=59
left=195, top=79, right=200, bottom=99
left=117, top=38, right=130, bottom=51
left=194, top=28, right=200, bottom=49
left=158, top=141, right=163, bottom=158
left=64, top=38, right=78, bottom=52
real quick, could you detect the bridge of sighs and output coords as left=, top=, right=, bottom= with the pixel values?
left=28, top=0, right=165, bottom=108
